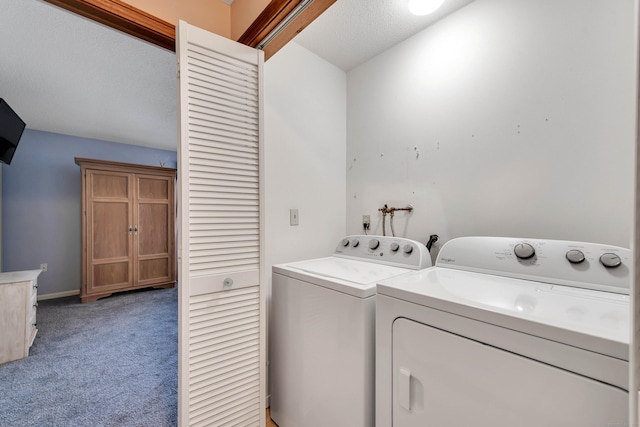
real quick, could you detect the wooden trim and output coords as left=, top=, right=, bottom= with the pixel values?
left=42, top=0, right=175, bottom=51
left=236, top=0, right=299, bottom=47
left=260, top=0, right=336, bottom=61
left=43, top=0, right=336, bottom=60
left=37, top=289, right=81, bottom=301
left=74, top=157, right=177, bottom=175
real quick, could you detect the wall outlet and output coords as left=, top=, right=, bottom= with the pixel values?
left=362, top=214, right=370, bottom=231
left=40, top=263, right=48, bottom=272
left=290, top=208, right=299, bottom=226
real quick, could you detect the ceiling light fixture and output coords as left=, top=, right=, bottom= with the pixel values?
left=408, top=0, right=445, bottom=16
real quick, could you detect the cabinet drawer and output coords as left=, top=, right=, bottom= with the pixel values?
left=30, top=289, right=37, bottom=312
left=28, top=322, right=37, bottom=349
left=30, top=279, right=38, bottom=334
left=30, top=288, right=37, bottom=307
left=29, top=308, right=36, bottom=331
left=29, top=293, right=37, bottom=350
left=31, top=279, right=38, bottom=299
left=0, top=271, right=42, bottom=364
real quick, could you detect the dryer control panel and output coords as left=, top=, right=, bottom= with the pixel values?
left=436, top=236, right=630, bottom=294
left=334, top=235, right=432, bottom=270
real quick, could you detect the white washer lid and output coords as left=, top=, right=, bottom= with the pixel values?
left=273, top=257, right=414, bottom=298
left=377, top=267, right=629, bottom=360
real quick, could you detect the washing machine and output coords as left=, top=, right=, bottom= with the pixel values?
left=376, top=236, right=630, bottom=427
left=270, top=235, right=432, bottom=427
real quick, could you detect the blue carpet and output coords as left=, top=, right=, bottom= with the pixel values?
left=0, top=287, right=178, bottom=427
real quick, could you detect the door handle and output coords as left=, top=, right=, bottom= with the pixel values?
left=399, top=367, right=411, bottom=411
left=129, top=225, right=133, bottom=235
left=134, top=225, right=138, bottom=236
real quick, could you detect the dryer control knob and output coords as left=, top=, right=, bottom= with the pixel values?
left=514, top=242, right=535, bottom=259
left=403, top=244, right=413, bottom=254
left=600, top=253, right=622, bottom=268
left=341, top=238, right=350, bottom=247
left=369, top=239, right=380, bottom=250
left=351, top=239, right=360, bottom=247
left=566, top=249, right=585, bottom=264
left=390, top=243, right=399, bottom=252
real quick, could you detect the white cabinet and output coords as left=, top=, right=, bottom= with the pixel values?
left=0, top=270, right=41, bottom=364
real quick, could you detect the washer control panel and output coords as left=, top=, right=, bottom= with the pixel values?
left=334, top=235, right=432, bottom=270
left=436, top=236, right=630, bottom=294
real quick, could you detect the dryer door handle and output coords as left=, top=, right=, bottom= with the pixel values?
left=399, top=367, right=412, bottom=411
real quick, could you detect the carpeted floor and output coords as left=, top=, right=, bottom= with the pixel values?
left=0, top=287, right=178, bottom=427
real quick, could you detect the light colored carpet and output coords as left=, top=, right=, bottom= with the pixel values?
left=0, top=287, right=178, bottom=427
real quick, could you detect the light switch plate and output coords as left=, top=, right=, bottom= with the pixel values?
left=290, top=209, right=299, bottom=226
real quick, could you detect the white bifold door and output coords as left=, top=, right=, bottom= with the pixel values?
left=176, top=20, right=265, bottom=427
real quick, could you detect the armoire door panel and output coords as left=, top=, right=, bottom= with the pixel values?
left=138, top=258, right=170, bottom=282
left=91, top=173, right=130, bottom=198
left=135, top=172, right=174, bottom=287
left=92, top=202, right=131, bottom=260
left=86, top=170, right=134, bottom=295
left=138, top=176, right=170, bottom=200
left=138, top=203, right=169, bottom=255
left=92, top=261, right=130, bottom=289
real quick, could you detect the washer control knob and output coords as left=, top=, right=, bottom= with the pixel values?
left=403, top=244, right=413, bottom=254
left=341, top=238, right=350, bottom=247
left=390, top=243, right=400, bottom=252
left=514, top=242, right=535, bottom=259
left=600, top=253, right=622, bottom=268
left=369, top=239, right=380, bottom=250
left=565, top=249, right=585, bottom=264
left=351, top=239, right=360, bottom=247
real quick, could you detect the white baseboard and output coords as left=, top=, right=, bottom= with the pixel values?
left=38, top=289, right=80, bottom=301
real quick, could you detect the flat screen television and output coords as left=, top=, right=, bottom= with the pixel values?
left=0, top=98, right=26, bottom=165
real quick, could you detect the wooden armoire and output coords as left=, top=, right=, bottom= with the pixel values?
left=76, top=158, right=176, bottom=303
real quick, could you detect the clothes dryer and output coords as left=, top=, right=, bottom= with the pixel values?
left=376, top=236, right=629, bottom=427
left=271, top=235, right=432, bottom=427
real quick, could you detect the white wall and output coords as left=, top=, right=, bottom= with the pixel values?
left=346, top=0, right=636, bottom=254
left=265, top=41, right=347, bottom=267
left=264, top=40, right=347, bottom=399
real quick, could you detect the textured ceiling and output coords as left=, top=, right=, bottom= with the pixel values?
left=0, top=0, right=177, bottom=151
left=0, top=0, right=475, bottom=152
left=295, top=0, right=476, bottom=71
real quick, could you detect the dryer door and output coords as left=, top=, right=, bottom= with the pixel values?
left=392, top=318, right=627, bottom=427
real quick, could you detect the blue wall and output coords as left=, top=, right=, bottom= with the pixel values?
left=2, top=129, right=177, bottom=297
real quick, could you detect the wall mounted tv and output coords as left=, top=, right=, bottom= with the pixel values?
left=0, top=98, right=26, bottom=165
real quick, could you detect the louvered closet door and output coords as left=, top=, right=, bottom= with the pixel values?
left=177, top=21, right=265, bottom=427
